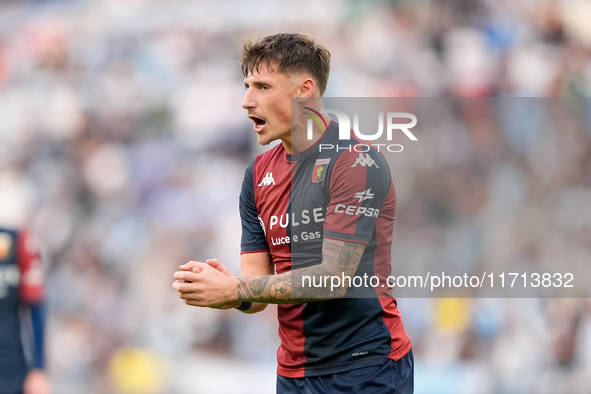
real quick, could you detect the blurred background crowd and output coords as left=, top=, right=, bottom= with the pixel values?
left=0, top=0, right=590, bottom=393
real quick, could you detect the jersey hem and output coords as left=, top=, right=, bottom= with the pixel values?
left=277, top=354, right=392, bottom=378
left=388, top=338, right=413, bottom=361
left=276, top=343, right=413, bottom=379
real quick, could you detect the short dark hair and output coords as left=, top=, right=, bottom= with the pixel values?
left=240, top=33, right=331, bottom=96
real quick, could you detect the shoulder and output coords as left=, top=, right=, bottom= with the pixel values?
left=319, top=126, right=390, bottom=170
left=241, top=143, right=285, bottom=191
left=253, top=143, right=285, bottom=168
left=243, top=143, right=284, bottom=178
left=331, top=140, right=390, bottom=174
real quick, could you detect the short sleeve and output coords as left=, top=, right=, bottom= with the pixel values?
left=17, top=230, right=44, bottom=304
left=240, top=161, right=269, bottom=254
left=323, top=149, right=395, bottom=244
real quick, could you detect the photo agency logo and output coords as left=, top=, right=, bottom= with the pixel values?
left=304, top=107, right=418, bottom=152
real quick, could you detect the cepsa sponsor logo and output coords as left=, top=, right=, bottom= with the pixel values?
left=335, top=205, right=380, bottom=218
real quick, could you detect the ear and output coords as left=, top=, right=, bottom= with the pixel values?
left=297, top=76, right=316, bottom=99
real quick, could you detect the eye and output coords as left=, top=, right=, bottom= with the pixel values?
left=260, top=85, right=269, bottom=90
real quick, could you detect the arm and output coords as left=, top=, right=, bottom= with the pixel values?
left=237, top=238, right=365, bottom=303
left=173, top=238, right=365, bottom=306
left=23, top=368, right=49, bottom=394
left=237, top=252, right=274, bottom=312
left=21, top=301, right=49, bottom=394
left=204, top=252, right=274, bottom=313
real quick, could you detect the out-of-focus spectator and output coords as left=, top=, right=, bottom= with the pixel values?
left=0, top=178, right=48, bottom=394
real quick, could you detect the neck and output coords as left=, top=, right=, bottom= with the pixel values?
left=285, top=114, right=331, bottom=155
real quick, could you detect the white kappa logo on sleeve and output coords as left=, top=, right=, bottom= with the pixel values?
left=351, top=153, right=378, bottom=168
left=353, top=188, right=375, bottom=203
left=258, top=172, right=275, bottom=186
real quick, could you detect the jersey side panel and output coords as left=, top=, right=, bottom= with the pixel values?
left=373, top=181, right=412, bottom=360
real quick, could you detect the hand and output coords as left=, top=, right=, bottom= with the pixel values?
left=181, top=259, right=233, bottom=276
left=179, top=259, right=242, bottom=310
left=178, top=259, right=240, bottom=309
left=23, top=369, right=49, bottom=394
left=173, top=261, right=239, bottom=307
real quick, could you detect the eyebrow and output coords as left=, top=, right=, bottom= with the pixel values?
left=244, top=80, right=272, bottom=88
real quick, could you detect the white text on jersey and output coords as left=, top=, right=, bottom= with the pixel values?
left=269, top=208, right=325, bottom=230
left=335, top=205, right=380, bottom=217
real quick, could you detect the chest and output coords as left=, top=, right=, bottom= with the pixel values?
left=253, top=157, right=333, bottom=268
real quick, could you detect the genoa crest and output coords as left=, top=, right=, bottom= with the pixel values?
left=312, top=158, right=330, bottom=183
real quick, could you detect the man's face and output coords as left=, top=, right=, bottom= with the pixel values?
left=242, top=65, right=299, bottom=146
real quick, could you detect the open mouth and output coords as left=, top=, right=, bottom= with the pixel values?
left=249, top=115, right=267, bottom=132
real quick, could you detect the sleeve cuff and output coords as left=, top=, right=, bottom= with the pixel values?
left=323, top=231, right=371, bottom=244
left=240, top=245, right=269, bottom=254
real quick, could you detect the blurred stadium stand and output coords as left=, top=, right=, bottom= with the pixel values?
left=0, top=0, right=590, bottom=393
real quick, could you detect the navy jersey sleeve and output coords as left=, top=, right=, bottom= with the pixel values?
left=240, top=161, right=269, bottom=254
left=324, top=148, right=396, bottom=244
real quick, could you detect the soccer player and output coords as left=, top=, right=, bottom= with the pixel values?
left=0, top=227, right=48, bottom=394
left=173, top=33, right=413, bottom=393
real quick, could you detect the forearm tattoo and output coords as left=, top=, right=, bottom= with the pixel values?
left=237, top=239, right=366, bottom=304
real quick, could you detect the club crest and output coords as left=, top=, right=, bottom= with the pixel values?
left=312, top=158, right=331, bottom=183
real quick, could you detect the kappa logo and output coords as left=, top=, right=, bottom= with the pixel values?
left=351, top=153, right=379, bottom=168
left=258, top=172, right=275, bottom=186
left=353, top=188, right=375, bottom=203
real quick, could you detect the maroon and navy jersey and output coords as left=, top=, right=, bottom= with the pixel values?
left=0, top=228, right=44, bottom=391
left=240, top=122, right=411, bottom=378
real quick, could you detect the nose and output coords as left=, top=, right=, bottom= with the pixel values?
left=242, top=87, right=256, bottom=110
